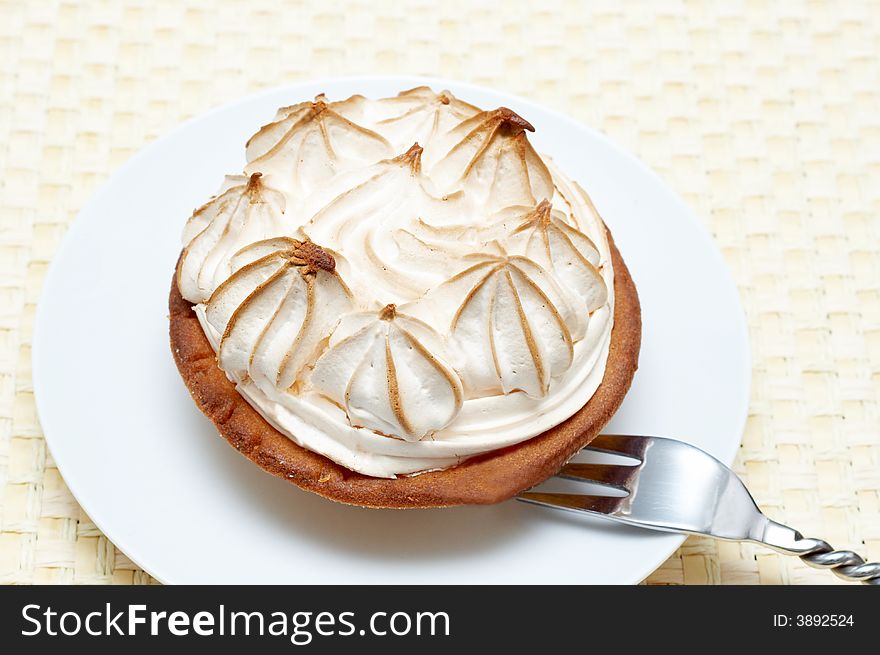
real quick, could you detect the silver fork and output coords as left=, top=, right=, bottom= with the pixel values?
left=517, top=435, right=880, bottom=584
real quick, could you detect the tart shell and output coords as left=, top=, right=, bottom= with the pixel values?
left=169, top=229, right=641, bottom=508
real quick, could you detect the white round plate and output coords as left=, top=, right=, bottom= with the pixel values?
left=33, top=76, right=749, bottom=584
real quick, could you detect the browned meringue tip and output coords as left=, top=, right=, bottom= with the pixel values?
left=244, top=171, right=267, bottom=198
left=379, top=303, right=397, bottom=321
left=494, top=107, right=535, bottom=133
left=289, top=238, right=336, bottom=274
left=394, top=143, right=424, bottom=172
left=533, top=198, right=552, bottom=221
left=512, top=199, right=554, bottom=234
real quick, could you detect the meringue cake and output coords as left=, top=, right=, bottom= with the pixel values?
left=169, top=87, right=641, bottom=507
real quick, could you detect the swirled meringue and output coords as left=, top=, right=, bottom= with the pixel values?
left=406, top=254, right=575, bottom=399
left=177, top=173, right=286, bottom=303
left=343, top=86, right=482, bottom=155
left=429, top=107, right=554, bottom=212
left=179, top=88, right=615, bottom=478
left=206, top=238, right=352, bottom=391
left=311, top=304, right=463, bottom=440
left=244, top=96, right=392, bottom=196
left=508, top=200, right=608, bottom=321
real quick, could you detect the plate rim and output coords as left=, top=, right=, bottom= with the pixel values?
left=32, top=74, right=751, bottom=585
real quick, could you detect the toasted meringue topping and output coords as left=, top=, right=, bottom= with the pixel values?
left=180, top=88, right=615, bottom=477
left=311, top=305, right=463, bottom=440
left=177, top=173, right=287, bottom=303
left=366, top=86, right=482, bottom=155
left=509, top=200, right=608, bottom=323
left=244, top=96, right=392, bottom=196
left=429, top=107, right=554, bottom=212
left=301, top=142, right=473, bottom=302
left=205, top=238, right=352, bottom=390
left=411, top=253, right=575, bottom=399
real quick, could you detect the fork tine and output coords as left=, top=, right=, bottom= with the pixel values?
left=517, top=492, right=623, bottom=515
left=558, top=462, right=633, bottom=490
left=583, top=434, right=650, bottom=460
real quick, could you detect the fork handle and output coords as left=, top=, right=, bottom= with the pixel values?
left=757, top=518, right=880, bottom=584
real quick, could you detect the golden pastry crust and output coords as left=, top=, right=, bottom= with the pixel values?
left=169, top=228, right=641, bottom=508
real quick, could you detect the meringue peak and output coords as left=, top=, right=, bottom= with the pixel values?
left=390, top=142, right=423, bottom=173
left=177, top=174, right=287, bottom=303
left=513, top=198, right=553, bottom=231
left=367, top=88, right=481, bottom=155
left=244, top=94, right=392, bottom=195
left=379, top=303, right=397, bottom=320
left=311, top=308, right=464, bottom=440
left=429, top=106, right=553, bottom=212
left=506, top=200, right=607, bottom=323
left=244, top=171, right=267, bottom=195
left=491, top=107, right=535, bottom=134
left=309, top=96, right=329, bottom=113
left=205, top=237, right=353, bottom=391
left=287, top=238, right=336, bottom=274
left=426, top=253, right=576, bottom=399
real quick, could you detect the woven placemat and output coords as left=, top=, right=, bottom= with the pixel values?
left=1, top=0, right=878, bottom=585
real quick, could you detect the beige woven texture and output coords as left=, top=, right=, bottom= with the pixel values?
left=1, top=0, right=878, bottom=585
